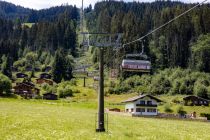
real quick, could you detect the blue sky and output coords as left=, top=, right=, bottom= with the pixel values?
left=0, top=0, right=207, bottom=10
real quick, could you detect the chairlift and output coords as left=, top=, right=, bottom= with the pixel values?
left=121, top=41, right=151, bottom=73
left=80, top=33, right=89, bottom=48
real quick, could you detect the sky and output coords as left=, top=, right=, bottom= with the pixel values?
left=0, top=0, right=207, bottom=10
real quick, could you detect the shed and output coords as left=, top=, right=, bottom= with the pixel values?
left=109, top=108, right=121, bottom=112
left=11, top=66, right=18, bottom=72
left=16, top=73, right=28, bottom=78
left=36, top=78, right=53, bottom=85
left=43, top=66, right=52, bottom=72
left=25, top=66, right=33, bottom=71
left=40, top=73, right=52, bottom=79
left=34, top=67, right=41, bottom=72
left=43, top=93, right=58, bottom=100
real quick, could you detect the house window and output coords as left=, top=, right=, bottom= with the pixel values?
left=140, top=100, right=145, bottom=105
left=200, top=101, right=203, bottom=104
left=194, top=101, right=197, bottom=104
left=147, top=101, right=152, bottom=105
left=147, top=108, right=156, bottom=112
left=131, top=108, right=134, bottom=112
left=136, top=108, right=145, bottom=112
left=126, top=109, right=129, bottom=112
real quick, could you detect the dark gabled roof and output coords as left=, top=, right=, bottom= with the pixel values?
left=40, top=73, right=51, bottom=76
left=15, top=82, right=39, bottom=90
left=43, top=93, right=57, bottom=96
left=36, top=78, right=53, bottom=82
left=183, top=95, right=210, bottom=102
left=16, top=73, right=28, bottom=76
left=122, top=94, right=162, bottom=103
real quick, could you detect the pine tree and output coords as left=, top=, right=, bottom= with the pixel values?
left=1, top=56, right=12, bottom=79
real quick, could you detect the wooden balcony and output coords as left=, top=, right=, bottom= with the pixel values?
left=136, top=104, right=157, bottom=107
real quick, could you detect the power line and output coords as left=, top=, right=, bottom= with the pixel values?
left=122, top=0, right=208, bottom=47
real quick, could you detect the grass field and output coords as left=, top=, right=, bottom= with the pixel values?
left=0, top=98, right=210, bottom=140
left=22, top=23, right=35, bottom=28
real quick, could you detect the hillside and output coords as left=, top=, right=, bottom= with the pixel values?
left=0, top=1, right=31, bottom=20
left=0, top=1, right=79, bottom=22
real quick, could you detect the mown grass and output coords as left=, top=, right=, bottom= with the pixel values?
left=22, top=23, right=34, bottom=28
left=0, top=98, right=210, bottom=140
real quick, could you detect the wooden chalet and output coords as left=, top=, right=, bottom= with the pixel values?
left=183, top=95, right=209, bottom=106
left=11, top=66, right=18, bottom=72
left=13, top=82, right=40, bottom=99
left=36, top=78, right=53, bottom=85
left=109, top=108, right=121, bottom=112
left=34, top=67, right=41, bottom=72
left=16, top=73, right=28, bottom=78
left=25, top=66, right=33, bottom=71
left=40, top=73, right=52, bottom=79
left=43, top=93, right=58, bottom=100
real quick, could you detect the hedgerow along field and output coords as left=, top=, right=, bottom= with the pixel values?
left=0, top=98, right=210, bottom=140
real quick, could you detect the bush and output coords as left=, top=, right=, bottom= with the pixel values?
left=0, top=73, right=12, bottom=95
left=200, top=113, right=210, bottom=120
left=111, top=68, right=210, bottom=96
left=176, top=106, right=187, bottom=116
left=194, top=83, right=208, bottom=98
left=164, top=104, right=173, bottom=113
left=58, top=85, right=73, bottom=98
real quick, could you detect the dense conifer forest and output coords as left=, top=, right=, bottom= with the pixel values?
left=85, top=1, right=210, bottom=72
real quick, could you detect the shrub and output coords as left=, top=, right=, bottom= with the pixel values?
left=200, top=113, right=210, bottom=120
left=58, top=85, right=73, bottom=98
left=0, top=73, right=12, bottom=95
left=171, top=97, right=181, bottom=104
left=164, top=104, right=173, bottom=113
left=176, top=106, right=187, bottom=116
left=194, top=83, right=208, bottom=99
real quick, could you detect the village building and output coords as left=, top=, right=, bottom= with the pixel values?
left=43, top=93, right=58, bottom=100
left=40, top=73, right=52, bottom=79
left=183, top=95, right=209, bottom=106
left=16, top=73, right=28, bottom=78
left=25, top=66, right=33, bottom=71
left=11, top=66, right=18, bottom=72
left=122, top=94, right=162, bottom=116
left=109, top=108, right=121, bottom=112
left=13, top=82, right=40, bottom=99
left=36, top=78, right=53, bottom=85
left=34, top=67, right=41, bottom=72
left=43, top=66, right=52, bottom=72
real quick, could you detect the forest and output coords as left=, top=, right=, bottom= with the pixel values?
left=86, top=1, right=210, bottom=71
left=0, top=1, right=210, bottom=98
left=0, top=1, right=78, bottom=87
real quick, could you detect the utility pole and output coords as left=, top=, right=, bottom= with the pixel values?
left=96, top=47, right=105, bottom=132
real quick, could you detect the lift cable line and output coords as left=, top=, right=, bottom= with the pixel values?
left=122, top=0, right=208, bottom=47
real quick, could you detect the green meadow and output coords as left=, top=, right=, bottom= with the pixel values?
left=0, top=98, right=210, bottom=140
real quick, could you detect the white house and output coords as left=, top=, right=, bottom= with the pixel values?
left=122, top=94, right=162, bottom=116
